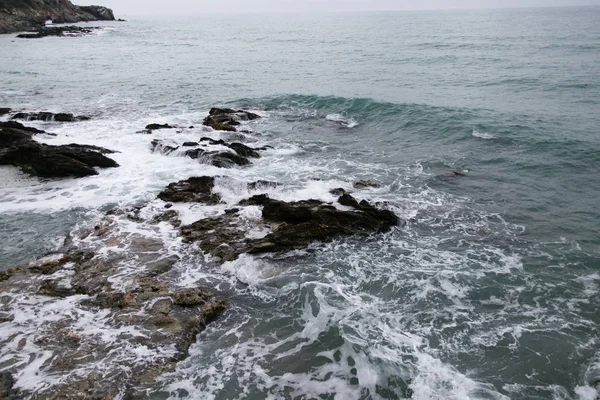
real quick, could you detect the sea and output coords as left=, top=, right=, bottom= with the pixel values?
left=0, top=6, right=599, bottom=399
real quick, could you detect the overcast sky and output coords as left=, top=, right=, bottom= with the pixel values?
left=77, top=0, right=600, bottom=16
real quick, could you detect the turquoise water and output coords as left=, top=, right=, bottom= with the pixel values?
left=1, top=6, right=599, bottom=399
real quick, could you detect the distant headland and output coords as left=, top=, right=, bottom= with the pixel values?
left=0, top=0, right=116, bottom=34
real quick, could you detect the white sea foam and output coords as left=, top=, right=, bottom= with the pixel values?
left=326, top=113, right=359, bottom=128
left=472, top=128, right=494, bottom=139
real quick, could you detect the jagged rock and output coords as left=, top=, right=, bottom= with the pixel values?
left=172, top=288, right=210, bottom=307
left=77, top=5, right=115, bottom=20
left=157, top=176, right=221, bottom=204
left=181, top=193, right=401, bottom=261
left=151, top=139, right=179, bottom=154
left=16, top=25, right=100, bottom=38
left=202, top=107, right=260, bottom=132
left=11, top=112, right=90, bottom=122
left=0, top=125, right=118, bottom=178
left=199, top=137, right=265, bottom=158
left=353, top=179, right=381, bottom=189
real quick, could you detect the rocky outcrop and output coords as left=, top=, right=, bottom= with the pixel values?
left=175, top=180, right=401, bottom=262
left=203, top=107, right=261, bottom=132
left=0, top=207, right=227, bottom=399
left=158, top=176, right=222, bottom=204
left=0, top=122, right=118, bottom=178
left=0, top=107, right=11, bottom=116
left=151, top=137, right=269, bottom=168
left=0, top=0, right=116, bottom=34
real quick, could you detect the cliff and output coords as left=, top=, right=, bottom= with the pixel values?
left=0, top=0, right=115, bottom=34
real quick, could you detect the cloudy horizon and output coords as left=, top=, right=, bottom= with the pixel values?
left=76, top=0, right=600, bottom=16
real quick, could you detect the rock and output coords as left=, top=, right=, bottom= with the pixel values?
left=182, top=193, right=401, bottom=261
left=157, top=176, right=221, bottom=204
left=0, top=1, right=116, bottom=35
left=0, top=125, right=118, bottom=178
left=0, top=108, right=11, bottom=116
left=151, top=139, right=179, bottom=155
left=202, top=108, right=261, bottom=132
left=0, top=120, right=45, bottom=134
left=228, top=142, right=261, bottom=158
left=11, top=112, right=90, bottom=122
left=172, top=288, right=210, bottom=307
left=77, top=5, right=115, bottom=20
left=353, top=179, right=381, bottom=189
left=0, top=371, right=18, bottom=400
left=185, top=148, right=250, bottom=168
left=145, top=123, right=176, bottom=131
left=16, top=25, right=100, bottom=39
left=248, top=180, right=280, bottom=190
left=182, top=141, right=198, bottom=147
left=329, top=188, right=347, bottom=196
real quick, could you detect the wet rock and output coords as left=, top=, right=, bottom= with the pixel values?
left=248, top=180, right=280, bottom=190
left=185, top=148, right=251, bottom=168
left=151, top=139, right=179, bottom=154
left=0, top=371, right=17, bottom=400
left=203, top=107, right=260, bottom=132
left=199, top=136, right=266, bottom=158
left=0, top=120, right=45, bottom=134
left=172, top=288, right=211, bottom=307
left=158, top=176, right=221, bottom=204
left=11, top=112, right=90, bottom=122
left=0, top=108, right=11, bottom=116
left=145, top=123, right=176, bottom=131
left=17, top=25, right=100, bottom=39
left=182, top=141, right=199, bottom=147
left=151, top=209, right=181, bottom=226
left=182, top=193, right=400, bottom=261
left=144, top=255, right=180, bottom=277
left=353, top=179, right=381, bottom=189
left=0, top=126, right=118, bottom=178
left=329, top=188, right=347, bottom=196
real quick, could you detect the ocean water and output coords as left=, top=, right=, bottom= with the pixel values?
left=1, top=6, right=600, bottom=399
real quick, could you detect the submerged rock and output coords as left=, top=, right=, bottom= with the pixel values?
left=180, top=192, right=401, bottom=261
left=353, top=179, right=381, bottom=189
left=203, top=107, right=261, bottom=132
left=144, top=123, right=177, bottom=133
left=0, top=124, right=118, bottom=178
left=11, top=112, right=90, bottom=122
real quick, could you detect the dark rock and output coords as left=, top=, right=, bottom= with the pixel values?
left=228, top=142, right=260, bottom=158
left=151, top=139, right=179, bottom=155
left=11, top=112, right=89, bottom=122
left=185, top=148, right=250, bottom=168
left=157, top=176, right=221, bottom=204
left=0, top=126, right=118, bottom=178
left=17, top=25, right=100, bottom=39
left=0, top=371, right=17, bottom=400
left=0, top=120, right=45, bottom=134
left=329, top=188, right=347, bottom=196
left=0, top=108, right=11, bottom=116
left=248, top=180, right=280, bottom=190
left=202, top=108, right=261, bottom=132
left=183, top=193, right=401, bottom=261
left=77, top=5, right=115, bottom=20
left=182, top=141, right=198, bottom=147
left=353, top=179, right=381, bottom=189
left=145, top=123, right=176, bottom=131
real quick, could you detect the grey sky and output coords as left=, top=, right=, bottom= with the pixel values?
left=76, top=0, right=600, bottom=16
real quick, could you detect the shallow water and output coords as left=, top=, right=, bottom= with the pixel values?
left=1, top=6, right=599, bottom=399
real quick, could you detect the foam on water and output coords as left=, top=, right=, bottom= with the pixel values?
left=472, top=128, right=494, bottom=139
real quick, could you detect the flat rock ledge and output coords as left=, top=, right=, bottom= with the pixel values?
left=10, top=111, right=91, bottom=122
left=0, top=208, right=227, bottom=399
left=0, top=121, right=118, bottom=178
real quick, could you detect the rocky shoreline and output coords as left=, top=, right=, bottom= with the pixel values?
left=0, top=0, right=116, bottom=34
left=0, top=107, right=402, bottom=398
